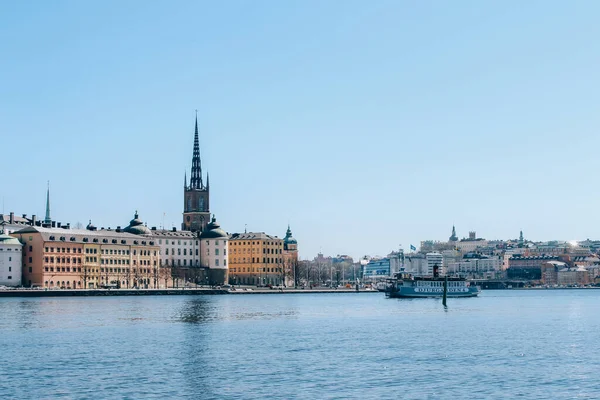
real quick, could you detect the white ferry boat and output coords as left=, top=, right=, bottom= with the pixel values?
left=385, top=268, right=480, bottom=299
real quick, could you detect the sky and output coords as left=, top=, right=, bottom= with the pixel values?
left=2, top=0, right=600, bottom=260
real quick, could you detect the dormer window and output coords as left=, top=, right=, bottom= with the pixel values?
left=60, top=236, right=65, bottom=241
left=102, top=239, right=108, bottom=243
left=121, top=240, right=126, bottom=244
left=83, top=238, right=88, bottom=242
left=49, top=236, right=55, bottom=240
left=112, top=239, right=117, bottom=244
left=93, top=238, right=98, bottom=243
left=70, top=237, right=75, bottom=241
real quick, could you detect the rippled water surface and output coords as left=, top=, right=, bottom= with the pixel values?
left=1, top=290, right=600, bottom=399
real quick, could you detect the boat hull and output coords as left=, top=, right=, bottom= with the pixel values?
left=387, top=287, right=480, bottom=298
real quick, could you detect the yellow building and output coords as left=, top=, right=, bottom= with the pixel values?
left=13, top=226, right=160, bottom=289
left=228, top=232, right=283, bottom=286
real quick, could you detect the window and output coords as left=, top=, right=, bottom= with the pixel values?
left=215, top=240, right=219, bottom=246
left=215, top=249, right=219, bottom=256
left=29, top=257, right=32, bottom=263
left=224, top=260, right=227, bottom=266
left=7, top=276, right=11, bottom=280
left=9, top=257, right=11, bottom=262
left=224, top=249, right=227, bottom=256
left=215, top=259, right=219, bottom=267
left=8, top=267, right=11, bottom=272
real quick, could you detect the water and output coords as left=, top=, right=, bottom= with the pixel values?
left=1, top=290, right=599, bottom=399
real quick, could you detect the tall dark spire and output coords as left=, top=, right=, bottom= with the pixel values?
left=190, top=111, right=203, bottom=189
left=206, top=172, right=210, bottom=189
left=44, top=181, right=51, bottom=225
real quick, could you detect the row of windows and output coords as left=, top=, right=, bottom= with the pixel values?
left=165, top=248, right=198, bottom=256
left=44, top=247, right=83, bottom=254
left=45, top=266, right=82, bottom=273
left=158, top=240, right=199, bottom=246
left=231, top=248, right=280, bottom=255
left=0, top=248, right=19, bottom=252
left=230, top=267, right=282, bottom=273
left=230, top=241, right=281, bottom=246
left=231, top=257, right=283, bottom=264
left=162, top=259, right=199, bottom=267
left=44, top=257, right=82, bottom=264
left=205, top=249, right=226, bottom=256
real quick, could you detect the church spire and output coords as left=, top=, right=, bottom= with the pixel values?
left=206, top=172, right=210, bottom=189
left=184, top=170, right=187, bottom=188
left=44, top=181, right=51, bottom=225
left=190, top=110, right=203, bottom=189
left=449, top=225, right=458, bottom=242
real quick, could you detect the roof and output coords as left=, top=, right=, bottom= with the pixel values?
left=229, top=232, right=281, bottom=241
left=200, top=217, right=228, bottom=239
left=150, top=230, right=197, bottom=238
left=0, top=233, right=22, bottom=246
left=11, top=226, right=158, bottom=247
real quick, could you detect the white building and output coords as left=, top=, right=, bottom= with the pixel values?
left=0, top=230, right=23, bottom=286
left=447, top=256, right=502, bottom=278
left=150, top=228, right=200, bottom=269
left=200, top=216, right=229, bottom=285
left=426, top=252, right=443, bottom=276
left=404, top=253, right=427, bottom=277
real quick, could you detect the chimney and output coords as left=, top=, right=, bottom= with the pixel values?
left=66, top=223, right=70, bottom=229
left=151, top=227, right=156, bottom=231
left=22, top=214, right=27, bottom=218
left=172, top=227, right=177, bottom=232
left=51, top=221, right=56, bottom=228
left=57, top=222, right=61, bottom=228
left=9, top=212, right=14, bottom=224
left=32, top=215, right=37, bottom=226
left=116, top=226, right=121, bottom=233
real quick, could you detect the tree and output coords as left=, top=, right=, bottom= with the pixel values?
left=159, top=261, right=173, bottom=289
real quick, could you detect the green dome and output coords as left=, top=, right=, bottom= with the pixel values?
left=0, top=233, right=21, bottom=246
left=200, top=216, right=228, bottom=239
left=123, top=211, right=151, bottom=235
left=283, top=225, right=297, bottom=244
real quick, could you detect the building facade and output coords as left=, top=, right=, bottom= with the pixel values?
left=200, top=216, right=229, bottom=285
left=282, top=225, right=298, bottom=286
left=183, top=115, right=210, bottom=232
left=0, top=230, right=23, bottom=286
left=228, top=232, right=284, bottom=286
left=12, top=226, right=160, bottom=289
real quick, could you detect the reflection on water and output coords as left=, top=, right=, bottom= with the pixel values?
left=1, top=291, right=600, bottom=399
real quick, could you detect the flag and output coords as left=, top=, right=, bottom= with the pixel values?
left=410, top=244, right=416, bottom=251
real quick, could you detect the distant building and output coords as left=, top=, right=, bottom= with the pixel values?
left=426, top=252, right=443, bottom=276
left=455, top=231, right=488, bottom=253
left=228, top=232, right=283, bottom=286
left=540, top=261, right=567, bottom=285
left=557, top=266, right=590, bottom=286
left=0, top=230, right=23, bottom=286
left=449, top=225, right=458, bottom=242
left=447, top=254, right=502, bottom=278
left=200, top=216, right=229, bottom=286
left=404, top=253, right=427, bottom=276
left=507, top=255, right=560, bottom=280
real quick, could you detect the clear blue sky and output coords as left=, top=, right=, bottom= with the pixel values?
left=2, top=0, right=600, bottom=260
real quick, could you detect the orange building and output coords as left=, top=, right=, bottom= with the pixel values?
left=228, top=232, right=283, bottom=286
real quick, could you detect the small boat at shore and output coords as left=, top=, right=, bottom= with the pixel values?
left=385, top=267, right=480, bottom=299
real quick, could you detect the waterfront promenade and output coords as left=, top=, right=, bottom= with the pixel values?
left=0, top=287, right=376, bottom=297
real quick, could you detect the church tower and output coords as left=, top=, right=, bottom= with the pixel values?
left=182, top=113, right=210, bottom=232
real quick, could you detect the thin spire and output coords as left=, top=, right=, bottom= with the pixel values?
left=184, top=170, right=187, bottom=188
left=206, top=172, right=210, bottom=189
left=44, top=181, right=51, bottom=224
left=190, top=110, right=203, bottom=189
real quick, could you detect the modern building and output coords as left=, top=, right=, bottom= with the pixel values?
left=0, top=230, right=23, bottom=286
left=182, top=114, right=210, bottom=232
left=426, top=252, right=443, bottom=276
left=199, top=216, right=229, bottom=285
left=228, top=232, right=284, bottom=286
left=507, top=255, right=560, bottom=280
left=12, top=226, right=160, bottom=289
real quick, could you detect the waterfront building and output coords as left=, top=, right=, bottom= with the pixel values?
left=150, top=228, right=200, bottom=269
left=557, top=266, right=590, bottom=286
left=12, top=226, right=160, bottom=289
left=403, top=253, right=427, bottom=276
left=228, top=232, right=283, bottom=286
left=282, top=225, right=298, bottom=287
left=182, top=114, right=210, bottom=232
left=540, top=261, right=566, bottom=285
left=362, top=252, right=403, bottom=280
left=200, top=216, right=229, bottom=285
left=507, top=254, right=560, bottom=280
left=0, top=230, right=23, bottom=286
